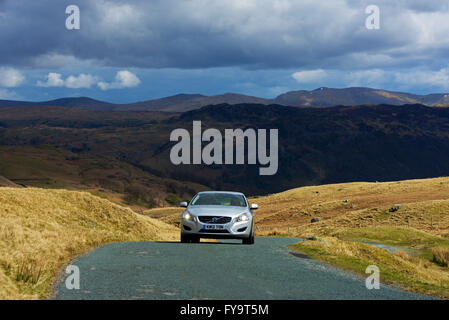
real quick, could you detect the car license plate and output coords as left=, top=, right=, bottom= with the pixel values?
left=204, top=224, right=224, bottom=230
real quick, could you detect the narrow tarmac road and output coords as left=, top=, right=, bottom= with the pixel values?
left=54, top=237, right=432, bottom=300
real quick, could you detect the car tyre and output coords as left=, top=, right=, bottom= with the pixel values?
left=191, top=236, right=200, bottom=243
left=180, top=233, right=190, bottom=243
left=242, top=229, right=255, bottom=245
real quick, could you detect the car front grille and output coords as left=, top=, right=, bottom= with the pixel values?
left=198, top=216, right=232, bottom=224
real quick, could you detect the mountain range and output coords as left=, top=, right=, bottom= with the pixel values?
left=2, top=87, right=449, bottom=112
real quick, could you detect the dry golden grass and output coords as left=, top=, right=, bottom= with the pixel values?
left=253, top=177, right=449, bottom=298
left=394, top=250, right=411, bottom=261
left=432, top=247, right=449, bottom=267
left=250, top=177, right=449, bottom=237
left=0, top=187, right=178, bottom=300
left=144, top=207, right=183, bottom=227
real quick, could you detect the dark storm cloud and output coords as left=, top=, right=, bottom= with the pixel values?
left=1, top=0, right=449, bottom=70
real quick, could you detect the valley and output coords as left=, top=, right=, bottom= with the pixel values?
left=2, top=103, right=449, bottom=198
left=1, top=101, right=449, bottom=299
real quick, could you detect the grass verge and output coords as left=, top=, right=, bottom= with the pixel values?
left=289, top=227, right=449, bottom=299
left=0, top=187, right=178, bottom=299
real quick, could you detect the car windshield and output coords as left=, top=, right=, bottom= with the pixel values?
left=191, top=193, right=247, bottom=207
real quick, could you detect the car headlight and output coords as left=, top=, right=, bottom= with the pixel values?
left=236, top=213, right=250, bottom=222
left=182, top=211, right=195, bottom=221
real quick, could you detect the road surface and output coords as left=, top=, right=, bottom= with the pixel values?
left=53, top=237, right=432, bottom=300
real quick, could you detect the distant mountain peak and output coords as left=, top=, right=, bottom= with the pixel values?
left=273, top=87, right=449, bottom=107
left=1, top=87, right=449, bottom=111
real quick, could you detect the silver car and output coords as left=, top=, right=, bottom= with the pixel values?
left=179, top=191, right=258, bottom=245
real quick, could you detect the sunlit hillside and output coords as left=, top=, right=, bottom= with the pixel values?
left=0, top=188, right=178, bottom=300
left=146, top=177, right=449, bottom=236
left=253, top=177, right=449, bottom=235
left=252, top=177, right=449, bottom=298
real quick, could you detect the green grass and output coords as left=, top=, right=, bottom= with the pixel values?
left=289, top=237, right=449, bottom=299
left=165, top=193, right=181, bottom=206
left=324, top=226, right=449, bottom=262
left=124, top=194, right=155, bottom=209
left=331, top=227, right=449, bottom=248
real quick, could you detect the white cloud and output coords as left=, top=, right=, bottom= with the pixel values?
left=65, top=74, right=98, bottom=89
left=98, top=70, right=141, bottom=90
left=394, top=68, right=449, bottom=90
left=37, top=73, right=98, bottom=88
left=37, top=73, right=64, bottom=87
left=291, top=67, right=449, bottom=92
left=292, top=69, right=327, bottom=83
left=115, top=70, right=141, bottom=87
left=36, top=71, right=140, bottom=90
left=0, top=88, right=21, bottom=100
left=0, top=67, right=25, bottom=87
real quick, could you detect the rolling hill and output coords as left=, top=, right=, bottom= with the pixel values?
left=0, top=93, right=272, bottom=112
left=2, top=87, right=449, bottom=111
left=0, top=97, right=116, bottom=110
left=274, top=87, right=449, bottom=107
left=120, top=93, right=271, bottom=112
left=0, top=188, right=178, bottom=299
left=0, top=145, right=207, bottom=208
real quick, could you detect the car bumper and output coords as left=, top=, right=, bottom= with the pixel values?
left=181, top=218, right=252, bottom=239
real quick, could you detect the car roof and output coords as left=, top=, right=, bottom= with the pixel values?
left=196, top=191, right=245, bottom=196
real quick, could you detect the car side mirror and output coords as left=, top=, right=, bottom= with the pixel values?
left=180, top=201, right=188, bottom=207
left=250, top=203, right=259, bottom=210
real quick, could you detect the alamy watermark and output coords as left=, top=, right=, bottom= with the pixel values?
left=365, top=5, right=380, bottom=30
left=66, top=5, right=80, bottom=30
left=64, top=5, right=378, bottom=31
left=65, top=265, right=80, bottom=290
left=365, top=265, right=380, bottom=290
left=170, top=121, right=278, bottom=176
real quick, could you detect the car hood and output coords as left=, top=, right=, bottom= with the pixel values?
left=187, top=206, right=248, bottom=217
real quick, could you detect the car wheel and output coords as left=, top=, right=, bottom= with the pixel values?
left=180, top=233, right=190, bottom=243
left=242, top=230, right=255, bottom=245
left=191, top=236, right=200, bottom=243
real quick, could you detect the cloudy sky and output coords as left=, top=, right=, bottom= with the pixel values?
left=1, top=0, right=449, bottom=103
